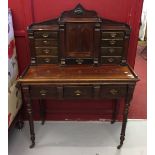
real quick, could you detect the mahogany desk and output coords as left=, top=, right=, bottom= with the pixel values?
left=18, top=4, right=139, bottom=148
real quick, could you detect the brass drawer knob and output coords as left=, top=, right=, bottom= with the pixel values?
left=42, top=33, right=49, bottom=38
left=43, top=49, right=50, bottom=54
left=109, top=40, right=116, bottom=45
left=43, top=40, right=48, bottom=45
left=76, top=59, right=84, bottom=64
left=74, top=90, right=81, bottom=96
left=109, top=48, right=115, bottom=53
left=111, top=33, right=117, bottom=38
left=44, top=58, right=50, bottom=63
left=40, top=90, right=48, bottom=96
left=108, top=58, right=114, bottom=63
left=110, top=89, right=118, bottom=95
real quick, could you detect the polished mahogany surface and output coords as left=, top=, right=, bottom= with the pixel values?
left=19, top=65, right=138, bottom=83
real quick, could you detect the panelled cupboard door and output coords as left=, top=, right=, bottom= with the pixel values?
left=65, top=23, right=94, bottom=58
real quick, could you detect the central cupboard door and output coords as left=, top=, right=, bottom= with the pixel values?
left=65, top=23, right=95, bottom=58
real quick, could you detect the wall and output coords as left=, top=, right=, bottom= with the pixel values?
left=8, top=0, right=143, bottom=120
left=139, top=0, right=147, bottom=40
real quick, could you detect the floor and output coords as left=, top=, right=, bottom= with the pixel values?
left=8, top=120, right=147, bottom=155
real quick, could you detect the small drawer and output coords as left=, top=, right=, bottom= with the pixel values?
left=35, top=39, right=58, bottom=47
left=100, top=85, right=127, bottom=99
left=35, top=47, right=58, bottom=56
left=101, top=39, right=123, bottom=47
left=101, top=32, right=124, bottom=39
left=64, top=86, right=93, bottom=99
left=36, top=56, right=58, bottom=64
left=100, top=47, right=123, bottom=56
left=34, top=31, right=58, bottom=39
left=65, top=58, right=93, bottom=65
left=101, top=56, right=121, bottom=64
left=30, top=86, right=57, bottom=99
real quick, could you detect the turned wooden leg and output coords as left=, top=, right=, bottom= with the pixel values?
left=39, top=99, right=46, bottom=125
left=16, top=108, right=24, bottom=130
left=23, top=86, right=35, bottom=148
left=117, top=85, right=135, bottom=149
left=27, top=98, right=35, bottom=148
left=117, top=100, right=130, bottom=149
left=111, top=99, right=118, bottom=124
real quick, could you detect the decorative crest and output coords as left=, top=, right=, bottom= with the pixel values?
left=74, top=4, right=84, bottom=15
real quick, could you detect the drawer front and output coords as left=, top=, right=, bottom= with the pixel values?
left=36, top=56, right=58, bottom=64
left=35, top=47, right=58, bottom=56
left=101, top=31, right=124, bottom=39
left=34, top=31, right=58, bottom=39
left=101, top=39, right=123, bottom=47
left=101, top=56, right=121, bottom=64
left=65, top=58, right=93, bottom=65
left=35, top=39, right=58, bottom=47
left=30, top=86, right=57, bottom=98
left=100, top=85, right=127, bottom=99
left=64, top=86, right=93, bottom=99
left=100, top=47, right=123, bottom=56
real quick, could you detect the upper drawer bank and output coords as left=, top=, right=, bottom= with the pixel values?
left=100, top=28, right=129, bottom=65
left=28, top=29, right=59, bottom=65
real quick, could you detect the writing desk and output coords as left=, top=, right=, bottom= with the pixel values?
left=18, top=4, right=139, bottom=148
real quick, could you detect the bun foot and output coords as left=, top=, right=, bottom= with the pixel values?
left=29, top=142, right=35, bottom=148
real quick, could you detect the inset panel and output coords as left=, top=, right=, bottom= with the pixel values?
left=65, top=23, right=95, bottom=58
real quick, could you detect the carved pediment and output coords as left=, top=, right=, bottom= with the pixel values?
left=29, top=4, right=130, bottom=31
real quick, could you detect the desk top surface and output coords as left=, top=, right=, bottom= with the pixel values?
left=18, top=65, right=139, bottom=84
